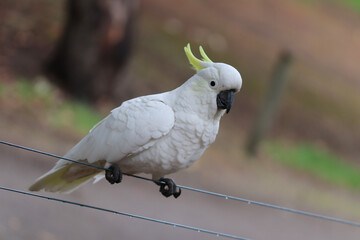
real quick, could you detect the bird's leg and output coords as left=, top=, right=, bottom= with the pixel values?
left=105, top=163, right=122, bottom=184
left=158, top=177, right=182, bottom=198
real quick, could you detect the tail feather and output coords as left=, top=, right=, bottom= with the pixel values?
left=29, top=162, right=103, bottom=193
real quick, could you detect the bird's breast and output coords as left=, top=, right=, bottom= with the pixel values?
left=119, top=112, right=220, bottom=175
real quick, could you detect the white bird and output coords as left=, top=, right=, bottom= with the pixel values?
left=29, top=44, right=243, bottom=198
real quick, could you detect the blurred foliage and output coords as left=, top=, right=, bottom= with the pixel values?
left=331, top=0, right=360, bottom=12
left=267, top=141, right=360, bottom=191
left=0, top=82, right=5, bottom=97
left=48, top=101, right=103, bottom=134
left=300, top=0, right=360, bottom=12
left=15, top=79, right=40, bottom=101
left=1, top=78, right=103, bottom=135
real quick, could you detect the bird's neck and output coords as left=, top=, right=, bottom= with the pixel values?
left=168, top=77, right=224, bottom=121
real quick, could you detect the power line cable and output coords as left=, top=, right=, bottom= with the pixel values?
left=1, top=140, right=360, bottom=227
left=0, top=140, right=163, bottom=184
left=177, top=185, right=360, bottom=227
left=0, top=186, right=249, bottom=240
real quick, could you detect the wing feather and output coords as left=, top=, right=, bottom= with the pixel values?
left=55, top=96, right=175, bottom=168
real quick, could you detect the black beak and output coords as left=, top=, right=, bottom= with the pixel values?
left=217, top=90, right=235, bottom=114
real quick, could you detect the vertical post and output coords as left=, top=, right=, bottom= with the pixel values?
left=246, top=51, right=292, bottom=156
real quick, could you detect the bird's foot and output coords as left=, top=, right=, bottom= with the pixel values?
left=158, top=177, right=181, bottom=198
left=105, top=164, right=122, bottom=184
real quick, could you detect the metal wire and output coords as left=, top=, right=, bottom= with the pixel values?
left=178, top=185, right=360, bottom=227
left=0, top=140, right=164, bottom=184
left=1, top=140, right=360, bottom=227
left=0, top=186, right=249, bottom=240
left=0, top=140, right=107, bottom=171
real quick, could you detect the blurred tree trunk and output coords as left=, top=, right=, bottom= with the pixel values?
left=246, top=51, right=293, bottom=156
left=45, top=0, right=139, bottom=103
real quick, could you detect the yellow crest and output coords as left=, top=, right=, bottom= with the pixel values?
left=184, top=43, right=213, bottom=71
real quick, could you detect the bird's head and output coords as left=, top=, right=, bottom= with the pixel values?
left=184, top=44, right=242, bottom=114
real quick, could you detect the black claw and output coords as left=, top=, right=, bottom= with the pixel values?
left=105, top=164, right=122, bottom=184
left=173, top=188, right=181, bottom=199
left=158, top=177, right=182, bottom=198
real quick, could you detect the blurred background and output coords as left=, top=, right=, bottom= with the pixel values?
left=1, top=0, right=360, bottom=239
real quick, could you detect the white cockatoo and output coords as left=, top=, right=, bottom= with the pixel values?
left=29, top=44, right=242, bottom=198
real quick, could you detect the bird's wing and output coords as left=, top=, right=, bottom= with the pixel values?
left=54, top=96, right=175, bottom=169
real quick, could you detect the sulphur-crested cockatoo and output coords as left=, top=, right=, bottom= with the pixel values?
left=29, top=44, right=242, bottom=198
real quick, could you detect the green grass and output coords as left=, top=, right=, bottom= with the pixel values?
left=299, top=0, right=360, bottom=13
left=266, top=141, right=360, bottom=191
left=334, top=0, right=360, bottom=12
left=15, top=79, right=37, bottom=101
left=15, top=78, right=55, bottom=104
left=6, top=78, right=103, bottom=134
left=0, top=82, right=5, bottom=97
left=49, top=101, right=103, bottom=134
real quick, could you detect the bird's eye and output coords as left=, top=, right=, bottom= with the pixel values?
left=210, top=81, right=216, bottom=87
